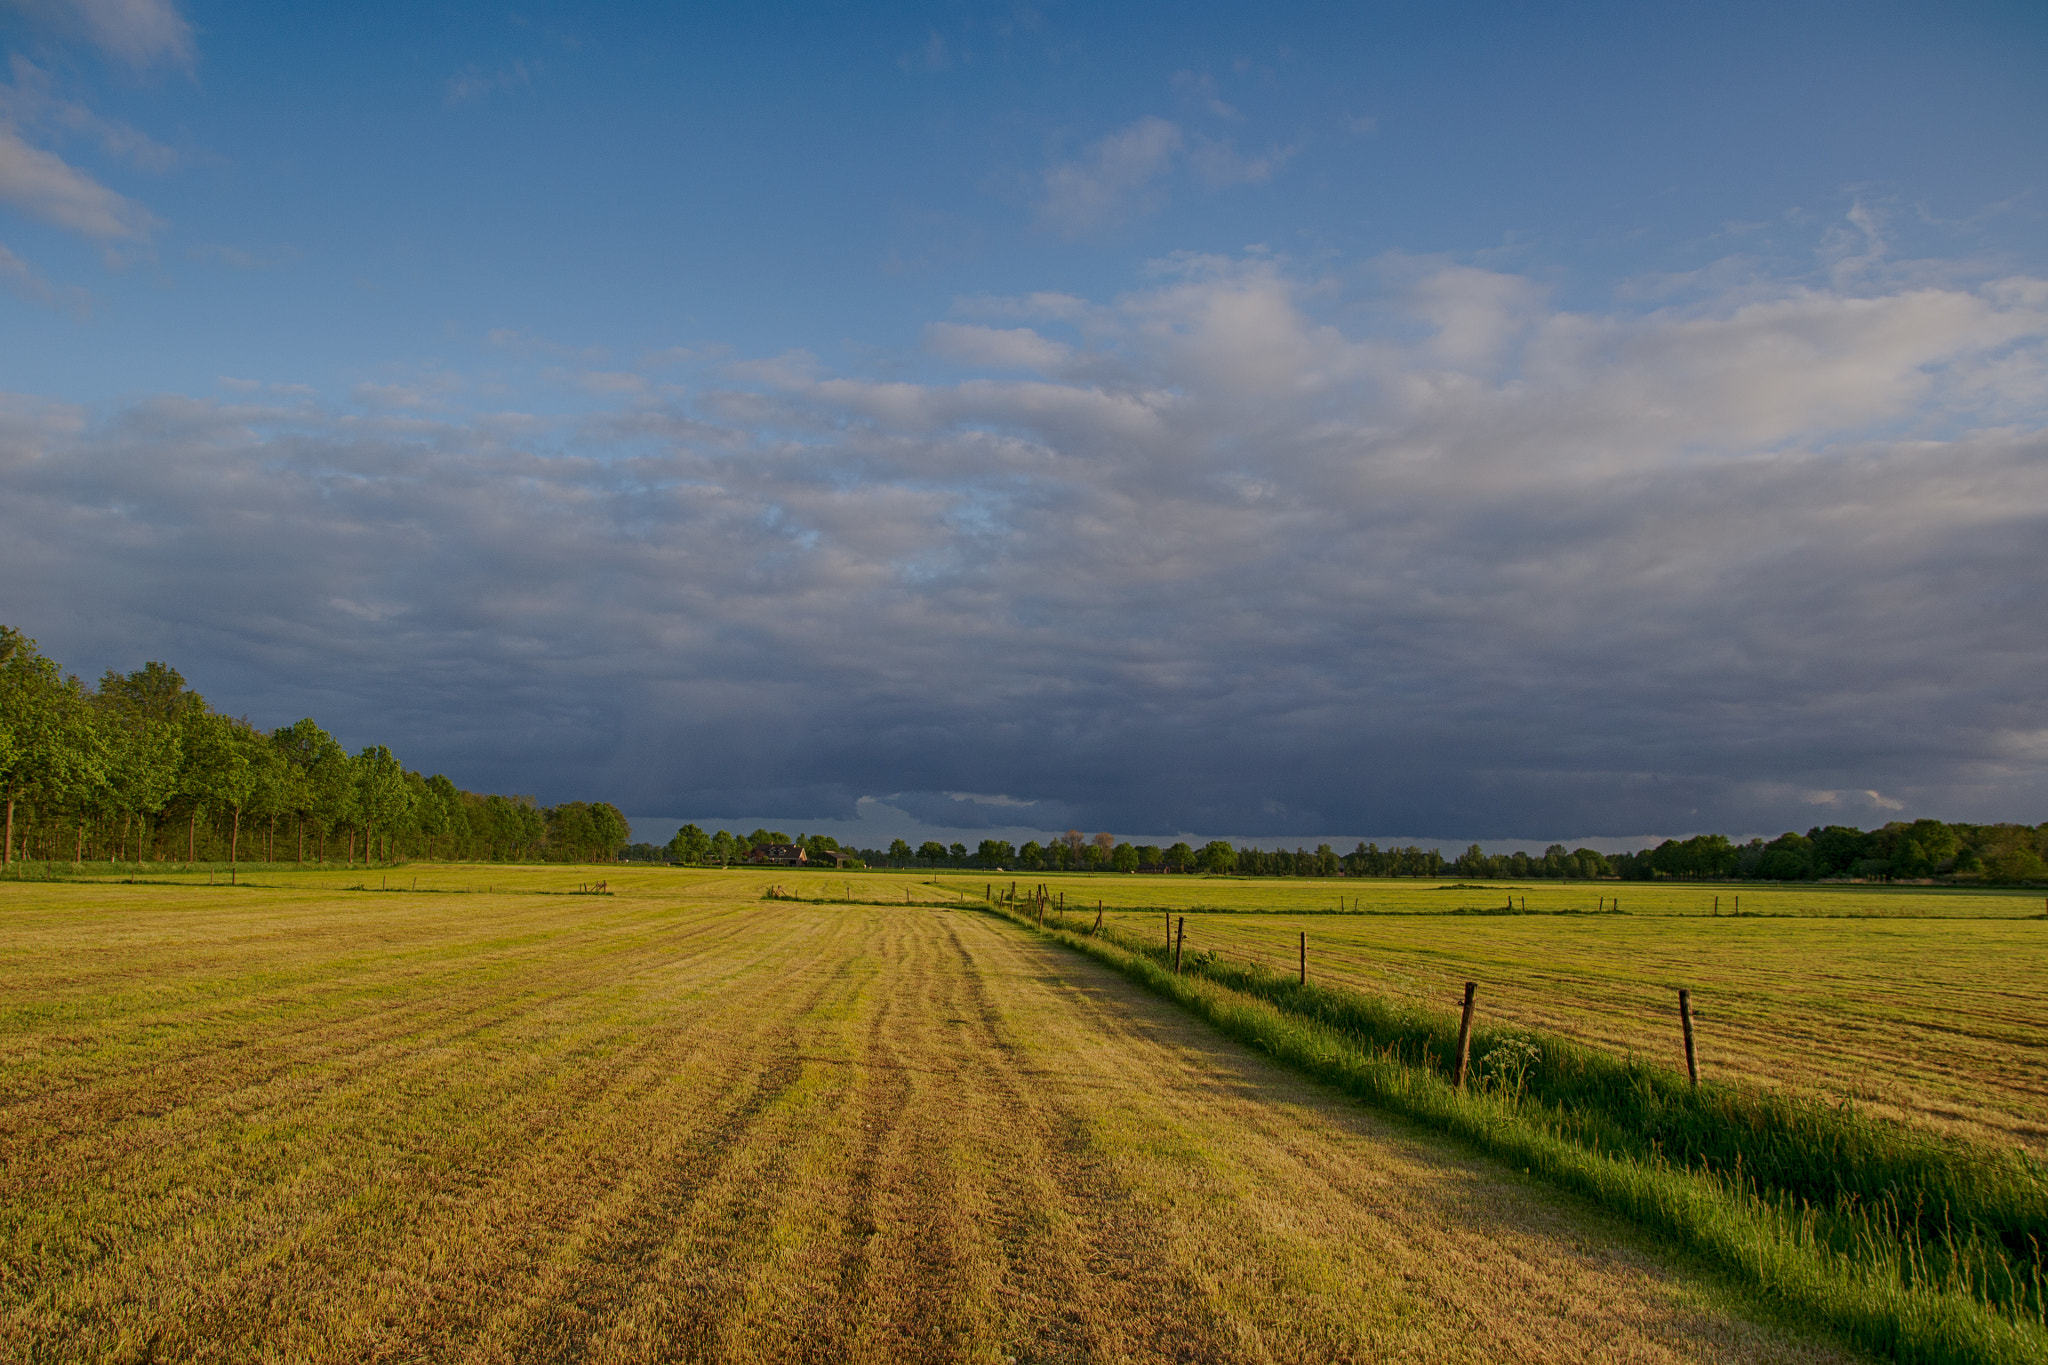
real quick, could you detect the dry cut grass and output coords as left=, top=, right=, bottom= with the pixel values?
left=1, top=868, right=1858, bottom=1363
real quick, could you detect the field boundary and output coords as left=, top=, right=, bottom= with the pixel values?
left=974, top=896, right=2048, bottom=1365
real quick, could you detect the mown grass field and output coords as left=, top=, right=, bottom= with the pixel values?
left=0, top=864, right=1855, bottom=1364
left=950, top=873, right=2046, bottom=1155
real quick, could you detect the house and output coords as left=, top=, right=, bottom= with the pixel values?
left=749, top=843, right=808, bottom=866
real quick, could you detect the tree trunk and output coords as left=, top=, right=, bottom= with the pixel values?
left=188, top=811, right=197, bottom=863
left=267, top=816, right=275, bottom=864
left=297, top=816, right=305, bottom=864
left=75, top=817, right=85, bottom=866
left=230, top=806, right=240, bottom=868
left=346, top=830, right=355, bottom=866
left=3, top=795, right=12, bottom=867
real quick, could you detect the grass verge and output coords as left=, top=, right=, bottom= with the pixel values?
left=985, top=896, right=2048, bottom=1365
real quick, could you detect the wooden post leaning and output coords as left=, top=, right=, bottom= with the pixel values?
left=1093, top=901, right=1103, bottom=934
left=1173, top=917, right=1185, bottom=975
left=1452, top=982, right=1478, bottom=1089
left=1298, top=930, right=1306, bottom=985
left=1679, top=988, right=1699, bottom=1087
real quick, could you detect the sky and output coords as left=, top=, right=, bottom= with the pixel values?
left=2, top=0, right=2046, bottom=853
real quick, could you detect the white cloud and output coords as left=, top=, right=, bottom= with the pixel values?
left=1036, top=116, right=1182, bottom=236
left=547, top=368, right=647, bottom=395
left=0, top=237, right=85, bottom=310
left=20, top=0, right=194, bottom=69
left=925, top=322, right=1071, bottom=371
left=0, top=123, right=159, bottom=242
left=1187, top=136, right=1293, bottom=189
left=445, top=60, right=531, bottom=106
left=899, top=30, right=951, bottom=72
left=1170, top=70, right=1238, bottom=119
left=2, top=56, right=183, bottom=172
left=6, top=227, right=2047, bottom=836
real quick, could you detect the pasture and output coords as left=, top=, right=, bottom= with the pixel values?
left=0, top=865, right=1854, bottom=1363
left=950, top=871, right=2039, bottom=1162
left=940, top=873, right=2047, bottom=1156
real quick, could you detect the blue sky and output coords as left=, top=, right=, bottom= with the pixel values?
left=3, top=0, right=2046, bottom=851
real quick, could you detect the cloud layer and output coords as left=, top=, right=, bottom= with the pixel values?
left=4, top=246, right=2045, bottom=840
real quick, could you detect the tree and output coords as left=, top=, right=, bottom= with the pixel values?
left=308, top=742, right=358, bottom=863
left=917, top=840, right=947, bottom=864
left=1198, top=840, right=1236, bottom=874
left=1986, top=846, right=2046, bottom=884
left=0, top=628, right=105, bottom=865
left=1165, top=841, right=1194, bottom=871
left=887, top=838, right=912, bottom=866
left=1111, top=841, right=1138, bottom=872
left=1018, top=840, right=1046, bottom=870
left=93, top=661, right=196, bottom=862
left=947, top=842, right=966, bottom=865
left=976, top=838, right=1014, bottom=868
left=710, top=829, right=739, bottom=865
left=271, top=719, right=334, bottom=863
left=668, top=823, right=711, bottom=863
left=354, top=746, right=412, bottom=863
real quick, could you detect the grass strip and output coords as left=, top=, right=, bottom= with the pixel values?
left=984, top=898, right=2048, bottom=1365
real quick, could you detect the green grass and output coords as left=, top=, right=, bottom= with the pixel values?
left=986, top=890, right=2048, bottom=1364
left=971, top=870, right=2048, bottom=919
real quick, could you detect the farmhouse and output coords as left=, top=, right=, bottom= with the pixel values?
left=748, top=843, right=808, bottom=866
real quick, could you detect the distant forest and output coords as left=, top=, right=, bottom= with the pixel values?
left=650, top=820, right=2048, bottom=884
left=9, top=626, right=2042, bottom=881
left=0, top=627, right=627, bottom=867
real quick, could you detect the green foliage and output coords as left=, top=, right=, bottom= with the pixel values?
left=667, top=823, right=711, bottom=863
left=0, top=625, right=632, bottom=867
left=542, top=801, right=630, bottom=861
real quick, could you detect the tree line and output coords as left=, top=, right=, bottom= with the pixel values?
left=659, top=822, right=2046, bottom=884
left=1599, top=822, right=2047, bottom=883
left=0, top=627, right=630, bottom=868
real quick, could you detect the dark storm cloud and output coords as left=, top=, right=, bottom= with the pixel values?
left=3, top=251, right=2045, bottom=840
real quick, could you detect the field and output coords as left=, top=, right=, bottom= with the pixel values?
left=0, top=865, right=1858, bottom=1364
left=954, top=873, right=2047, bottom=1156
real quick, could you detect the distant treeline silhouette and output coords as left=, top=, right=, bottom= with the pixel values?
left=0, top=626, right=628, bottom=867
left=654, top=822, right=2047, bottom=885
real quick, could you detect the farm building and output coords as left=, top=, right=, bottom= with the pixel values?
left=748, top=844, right=808, bottom=866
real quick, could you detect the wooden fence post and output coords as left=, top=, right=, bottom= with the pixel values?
left=1298, top=930, right=1306, bottom=985
left=1173, top=917, right=1185, bottom=974
left=1093, top=901, right=1103, bottom=933
left=1453, top=982, right=1478, bottom=1089
left=1679, top=988, right=1699, bottom=1087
